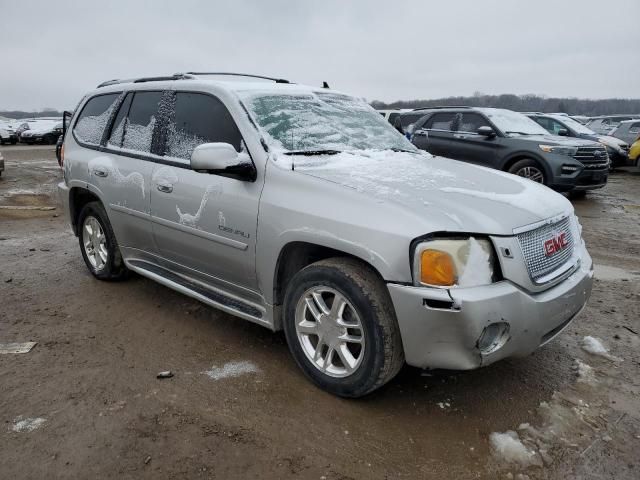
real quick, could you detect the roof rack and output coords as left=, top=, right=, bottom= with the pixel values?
left=96, top=73, right=194, bottom=88
left=183, top=72, right=292, bottom=84
left=412, top=105, right=473, bottom=111
left=96, top=72, right=293, bottom=89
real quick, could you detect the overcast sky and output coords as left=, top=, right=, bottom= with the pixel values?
left=1, top=0, right=639, bottom=110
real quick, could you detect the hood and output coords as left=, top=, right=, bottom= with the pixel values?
left=597, top=135, right=628, bottom=148
left=288, top=150, right=572, bottom=236
left=514, top=134, right=599, bottom=147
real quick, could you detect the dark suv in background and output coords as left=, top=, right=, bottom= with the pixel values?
left=406, top=107, right=609, bottom=195
left=527, top=113, right=631, bottom=168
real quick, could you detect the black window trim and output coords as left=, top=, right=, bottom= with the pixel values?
left=72, top=89, right=258, bottom=181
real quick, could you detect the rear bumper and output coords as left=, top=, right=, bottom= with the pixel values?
left=388, top=247, right=593, bottom=370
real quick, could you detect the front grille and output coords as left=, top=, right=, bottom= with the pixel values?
left=517, top=216, right=575, bottom=282
left=573, top=146, right=609, bottom=165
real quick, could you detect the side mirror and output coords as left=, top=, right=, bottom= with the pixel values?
left=557, top=128, right=569, bottom=136
left=477, top=126, right=496, bottom=138
left=191, top=143, right=256, bottom=181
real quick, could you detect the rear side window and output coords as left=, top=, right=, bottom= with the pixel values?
left=387, top=112, right=399, bottom=124
left=458, top=113, right=491, bottom=133
left=74, top=93, right=120, bottom=145
left=165, top=92, right=243, bottom=160
left=107, top=92, right=133, bottom=148
left=122, top=91, right=164, bottom=153
left=425, top=112, right=457, bottom=131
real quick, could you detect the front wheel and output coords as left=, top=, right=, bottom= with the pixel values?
left=283, top=257, right=404, bottom=397
left=508, top=158, right=546, bottom=184
left=77, top=201, right=129, bottom=281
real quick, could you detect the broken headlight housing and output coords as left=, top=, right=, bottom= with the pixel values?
left=413, top=237, right=498, bottom=288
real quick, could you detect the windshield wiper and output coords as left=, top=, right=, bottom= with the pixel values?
left=284, top=149, right=342, bottom=156
left=390, top=147, right=417, bottom=153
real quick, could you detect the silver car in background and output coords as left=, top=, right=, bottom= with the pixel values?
left=58, top=73, right=593, bottom=397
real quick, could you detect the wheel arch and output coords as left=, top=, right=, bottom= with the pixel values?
left=500, top=153, right=552, bottom=181
left=69, top=186, right=104, bottom=236
left=270, top=241, right=388, bottom=330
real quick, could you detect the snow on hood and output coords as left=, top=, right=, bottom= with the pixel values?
left=597, top=135, right=628, bottom=148
left=287, top=150, right=571, bottom=235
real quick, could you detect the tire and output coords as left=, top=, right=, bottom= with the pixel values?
left=283, top=257, right=404, bottom=398
left=10, top=139, right=17, bottom=145
left=508, top=158, right=546, bottom=185
left=77, top=201, right=129, bottom=281
left=570, top=190, right=587, bottom=199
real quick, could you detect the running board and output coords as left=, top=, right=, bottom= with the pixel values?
left=126, top=260, right=268, bottom=327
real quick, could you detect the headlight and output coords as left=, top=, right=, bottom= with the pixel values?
left=413, top=237, right=496, bottom=288
left=539, top=145, right=578, bottom=156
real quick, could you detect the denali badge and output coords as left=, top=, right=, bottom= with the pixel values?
left=544, top=232, right=568, bottom=257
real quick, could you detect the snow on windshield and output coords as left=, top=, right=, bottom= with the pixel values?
left=239, top=91, right=416, bottom=153
left=482, top=109, right=549, bottom=136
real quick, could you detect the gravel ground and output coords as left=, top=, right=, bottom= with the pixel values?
left=1, top=145, right=639, bottom=479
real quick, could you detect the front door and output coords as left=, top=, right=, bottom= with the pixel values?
left=450, top=112, right=501, bottom=168
left=150, top=91, right=261, bottom=294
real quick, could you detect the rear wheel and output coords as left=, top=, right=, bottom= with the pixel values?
left=283, top=257, right=404, bottom=397
left=508, top=158, right=546, bottom=184
left=78, top=201, right=129, bottom=281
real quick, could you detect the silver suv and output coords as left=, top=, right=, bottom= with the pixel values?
left=59, top=73, right=594, bottom=397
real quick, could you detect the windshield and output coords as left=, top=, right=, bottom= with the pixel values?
left=481, top=108, right=549, bottom=136
left=551, top=115, right=595, bottom=135
left=239, top=91, right=417, bottom=153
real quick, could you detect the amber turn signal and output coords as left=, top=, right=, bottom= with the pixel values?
left=420, top=249, right=457, bottom=286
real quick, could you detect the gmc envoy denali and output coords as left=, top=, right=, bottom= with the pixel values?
left=59, top=73, right=593, bottom=397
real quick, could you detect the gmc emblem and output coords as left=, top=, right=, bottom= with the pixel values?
left=544, top=232, right=568, bottom=257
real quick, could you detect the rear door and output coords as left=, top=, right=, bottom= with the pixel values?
left=150, top=91, right=261, bottom=293
left=74, top=91, right=156, bottom=254
left=450, top=112, right=500, bottom=167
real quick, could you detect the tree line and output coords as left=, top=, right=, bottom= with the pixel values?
left=370, top=94, right=640, bottom=116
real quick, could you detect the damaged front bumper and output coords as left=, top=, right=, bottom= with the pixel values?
left=387, top=247, right=593, bottom=370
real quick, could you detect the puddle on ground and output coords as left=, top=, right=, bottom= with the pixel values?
left=594, top=264, right=640, bottom=281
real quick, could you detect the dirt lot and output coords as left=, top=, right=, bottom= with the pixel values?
left=1, top=145, right=639, bottom=479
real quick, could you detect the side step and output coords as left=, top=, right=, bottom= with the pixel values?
left=127, top=260, right=268, bottom=327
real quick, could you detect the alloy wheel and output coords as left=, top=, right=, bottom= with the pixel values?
left=516, top=166, right=544, bottom=183
left=82, top=215, right=108, bottom=271
left=294, top=286, right=365, bottom=378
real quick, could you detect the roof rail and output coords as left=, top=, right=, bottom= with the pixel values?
left=412, top=105, right=473, bottom=111
left=183, top=72, right=292, bottom=84
left=97, top=73, right=194, bottom=88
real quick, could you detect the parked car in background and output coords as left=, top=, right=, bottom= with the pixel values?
left=376, top=109, right=409, bottom=126
left=571, top=115, right=591, bottom=125
left=528, top=113, right=632, bottom=168
left=586, top=115, right=640, bottom=135
left=393, top=110, right=429, bottom=136
left=629, top=139, right=640, bottom=166
left=610, top=119, right=640, bottom=146
left=0, top=126, right=18, bottom=145
left=58, top=73, right=594, bottom=397
left=407, top=107, right=609, bottom=195
left=20, top=120, right=63, bottom=145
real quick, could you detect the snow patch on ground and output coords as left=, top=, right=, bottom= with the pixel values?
left=489, top=430, right=541, bottom=467
left=202, top=361, right=260, bottom=380
left=573, top=359, right=598, bottom=385
left=581, top=336, right=621, bottom=362
left=11, top=416, right=46, bottom=432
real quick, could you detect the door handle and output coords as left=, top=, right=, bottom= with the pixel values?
left=93, top=168, right=108, bottom=177
left=156, top=182, right=173, bottom=193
